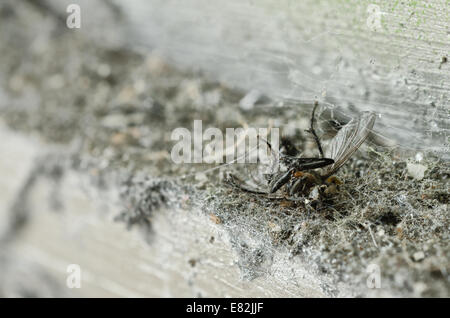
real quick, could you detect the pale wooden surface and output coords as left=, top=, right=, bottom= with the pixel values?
left=0, top=124, right=330, bottom=297
left=115, top=0, right=449, bottom=157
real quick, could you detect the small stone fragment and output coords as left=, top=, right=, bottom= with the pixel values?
left=413, top=251, right=425, bottom=262
left=407, top=162, right=427, bottom=180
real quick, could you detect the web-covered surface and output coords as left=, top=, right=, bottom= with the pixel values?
left=118, top=0, right=449, bottom=160
left=0, top=0, right=448, bottom=297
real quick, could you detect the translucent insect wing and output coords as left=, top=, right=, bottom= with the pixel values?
left=229, top=136, right=280, bottom=192
left=321, top=111, right=376, bottom=177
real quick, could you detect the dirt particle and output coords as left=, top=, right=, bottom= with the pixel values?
left=412, top=251, right=425, bottom=262
left=188, top=259, right=197, bottom=267
left=378, top=211, right=402, bottom=226
left=209, top=213, right=222, bottom=224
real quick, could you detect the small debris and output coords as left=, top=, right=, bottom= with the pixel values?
left=188, top=258, right=197, bottom=267
left=407, top=162, right=427, bottom=180
left=438, top=56, right=447, bottom=69
left=415, top=152, right=423, bottom=162
left=395, top=227, right=404, bottom=239
left=195, top=172, right=207, bottom=182
left=268, top=221, right=281, bottom=233
left=280, top=200, right=294, bottom=208
left=209, top=213, right=222, bottom=224
left=195, top=172, right=208, bottom=189
left=413, top=251, right=425, bottom=262
left=239, top=89, right=263, bottom=111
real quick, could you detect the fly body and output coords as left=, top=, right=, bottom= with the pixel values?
left=226, top=102, right=376, bottom=201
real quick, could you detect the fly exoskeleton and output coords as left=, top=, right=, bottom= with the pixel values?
left=226, top=103, right=376, bottom=201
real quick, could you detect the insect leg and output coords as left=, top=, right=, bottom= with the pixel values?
left=305, top=101, right=324, bottom=158
left=288, top=176, right=308, bottom=197
left=269, top=168, right=293, bottom=193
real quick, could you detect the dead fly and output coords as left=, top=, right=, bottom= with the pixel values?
left=226, top=102, right=376, bottom=201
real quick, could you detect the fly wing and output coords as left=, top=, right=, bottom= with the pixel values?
left=321, top=111, right=376, bottom=178
left=228, top=136, right=280, bottom=192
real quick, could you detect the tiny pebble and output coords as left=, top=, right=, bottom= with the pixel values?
left=407, top=163, right=427, bottom=180
left=413, top=251, right=425, bottom=262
